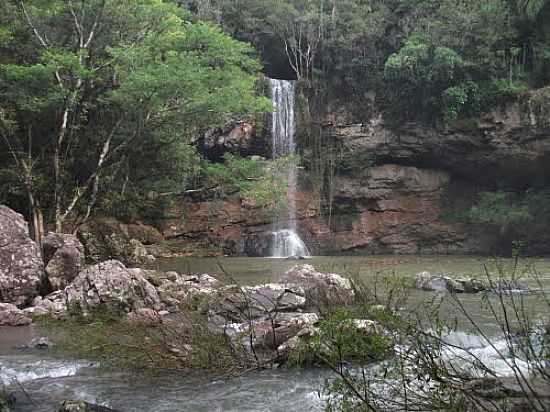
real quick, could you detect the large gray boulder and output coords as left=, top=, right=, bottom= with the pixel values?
left=280, top=264, right=355, bottom=308
left=0, top=205, right=44, bottom=306
left=155, top=272, right=221, bottom=310
left=26, top=260, right=163, bottom=317
left=205, top=283, right=306, bottom=322
left=25, top=291, right=68, bottom=317
left=0, top=302, right=32, bottom=326
left=63, top=260, right=162, bottom=315
left=43, top=232, right=85, bottom=291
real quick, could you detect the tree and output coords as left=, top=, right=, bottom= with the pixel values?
left=0, top=0, right=269, bottom=239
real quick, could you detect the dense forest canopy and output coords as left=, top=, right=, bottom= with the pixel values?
left=0, top=0, right=270, bottom=240
left=186, top=0, right=550, bottom=121
left=1, top=0, right=550, bottom=241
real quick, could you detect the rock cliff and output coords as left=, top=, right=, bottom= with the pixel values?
left=153, top=88, right=550, bottom=256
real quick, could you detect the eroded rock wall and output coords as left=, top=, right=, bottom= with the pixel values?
left=157, top=88, right=550, bottom=256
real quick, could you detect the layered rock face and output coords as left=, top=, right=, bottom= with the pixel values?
left=197, top=120, right=267, bottom=161
left=0, top=206, right=44, bottom=306
left=158, top=89, right=550, bottom=256
left=304, top=164, right=467, bottom=254
left=330, top=105, right=550, bottom=185
left=161, top=187, right=319, bottom=256
left=158, top=164, right=468, bottom=255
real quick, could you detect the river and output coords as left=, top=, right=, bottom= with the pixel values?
left=2, top=255, right=549, bottom=411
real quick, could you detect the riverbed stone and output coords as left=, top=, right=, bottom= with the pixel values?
left=58, top=400, right=122, bottom=412
left=155, top=272, right=221, bottom=309
left=463, top=376, right=550, bottom=411
left=0, top=302, right=32, bottom=326
left=25, top=292, right=68, bottom=317
left=226, top=312, right=319, bottom=350
left=64, top=260, right=162, bottom=315
left=415, top=271, right=486, bottom=293
left=455, top=277, right=486, bottom=293
left=43, top=232, right=85, bottom=291
left=0, top=205, right=44, bottom=307
left=204, top=283, right=306, bottom=322
left=280, top=264, right=354, bottom=308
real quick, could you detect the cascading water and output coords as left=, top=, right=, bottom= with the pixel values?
left=269, top=78, right=310, bottom=258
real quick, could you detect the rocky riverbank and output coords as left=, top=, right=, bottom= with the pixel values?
left=2, top=204, right=549, bottom=412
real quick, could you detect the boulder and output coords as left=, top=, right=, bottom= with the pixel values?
left=58, top=400, right=121, bottom=412
left=0, top=205, right=44, bottom=306
left=280, top=264, right=354, bottom=308
left=156, top=272, right=221, bottom=309
left=415, top=272, right=486, bottom=293
left=224, top=312, right=319, bottom=350
left=78, top=218, right=156, bottom=266
left=205, top=283, right=306, bottom=322
left=28, top=336, right=54, bottom=349
left=456, top=277, right=486, bottom=293
left=43, top=232, right=85, bottom=291
left=198, top=121, right=264, bottom=161
left=126, top=308, right=163, bottom=326
left=0, top=302, right=32, bottom=326
left=64, top=260, right=162, bottom=315
left=463, top=377, right=550, bottom=411
left=25, top=291, right=68, bottom=317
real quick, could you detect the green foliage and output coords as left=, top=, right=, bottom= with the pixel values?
left=41, top=308, right=257, bottom=374
left=289, top=309, right=392, bottom=367
left=442, top=191, right=540, bottom=227
left=467, top=192, right=532, bottom=226
left=0, top=0, right=269, bottom=225
left=202, top=154, right=290, bottom=208
left=201, top=0, right=550, bottom=123
left=384, top=39, right=472, bottom=121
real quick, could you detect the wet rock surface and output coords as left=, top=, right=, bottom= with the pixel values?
left=415, top=271, right=486, bottom=293
left=0, top=206, right=44, bottom=307
left=464, top=376, right=550, bottom=411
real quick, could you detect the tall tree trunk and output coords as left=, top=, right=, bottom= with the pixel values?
left=54, top=106, right=71, bottom=233
left=28, top=193, right=45, bottom=248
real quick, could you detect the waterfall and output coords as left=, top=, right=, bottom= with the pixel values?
left=269, top=78, right=310, bottom=258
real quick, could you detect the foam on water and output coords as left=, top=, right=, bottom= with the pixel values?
left=440, top=330, right=531, bottom=377
left=272, top=229, right=310, bottom=258
left=0, top=357, right=90, bottom=386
